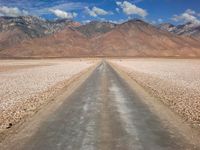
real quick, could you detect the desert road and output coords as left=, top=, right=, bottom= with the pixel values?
left=1, top=61, right=198, bottom=150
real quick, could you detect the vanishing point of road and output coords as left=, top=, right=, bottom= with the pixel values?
left=1, top=61, right=199, bottom=150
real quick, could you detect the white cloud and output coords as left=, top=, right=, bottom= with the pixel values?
left=151, top=20, right=156, bottom=25
left=116, top=8, right=120, bottom=12
left=85, top=6, right=111, bottom=17
left=0, top=6, right=28, bottom=17
left=158, top=18, right=163, bottom=23
left=82, top=20, right=91, bottom=24
left=172, top=9, right=200, bottom=25
left=116, top=1, right=147, bottom=18
left=185, top=9, right=196, bottom=15
left=85, top=7, right=97, bottom=17
left=36, top=2, right=86, bottom=16
left=50, top=9, right=77, bottom=19
left=109, top=19, right=127, bottom=24
left=93, top=7, right=109, bottom=15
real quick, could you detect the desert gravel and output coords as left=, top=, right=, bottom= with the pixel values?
left=111, top=59, right=200, bottom=125
left=0, top=59, right=97, bottom=131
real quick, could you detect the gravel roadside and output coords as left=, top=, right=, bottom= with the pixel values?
left=0, top=60, right=98, bottom=132
left=110, top=59, right=200, bottom=127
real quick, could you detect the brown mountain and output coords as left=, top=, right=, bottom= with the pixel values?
left=92, top=19, right=200, bottom=57
left=1, top=18, right=200, bottom=58
left=0, top=16, right=81, bottom=52
left=0, top=27, right=91, bottom=57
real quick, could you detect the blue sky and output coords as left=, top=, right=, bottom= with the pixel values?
left=0, top=0, right=200, bottom=24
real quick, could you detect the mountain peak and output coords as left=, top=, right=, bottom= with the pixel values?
left=159, top=23, right=174, bottom=27
left=121, top=19, right=149, bottom=27
left=52, top=18, right=72, bottom=23
left=76, top=21, right=116, bottom=37
left=127, top=19, right=147, bottom=24
left=157, top=23, right=176, bottom=32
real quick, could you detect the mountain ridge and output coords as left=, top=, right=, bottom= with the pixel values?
left=1, top=16, right=200, bottom=58
left=158, top=22, right=200, bottom=39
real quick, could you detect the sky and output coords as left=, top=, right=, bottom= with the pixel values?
left=0, top=0, right=200, bottom=25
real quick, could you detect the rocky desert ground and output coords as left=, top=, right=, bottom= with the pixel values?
left=0, top=59, right=97, bottom=132
left=110, top=58, right=200, bottom=126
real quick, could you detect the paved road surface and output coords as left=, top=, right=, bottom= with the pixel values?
left=2, top=62, right=198, bottom=150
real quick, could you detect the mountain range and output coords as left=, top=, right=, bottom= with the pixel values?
left=0, top=16, right=200, bottom=58
left=158, top=22, right=200, bottom=40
